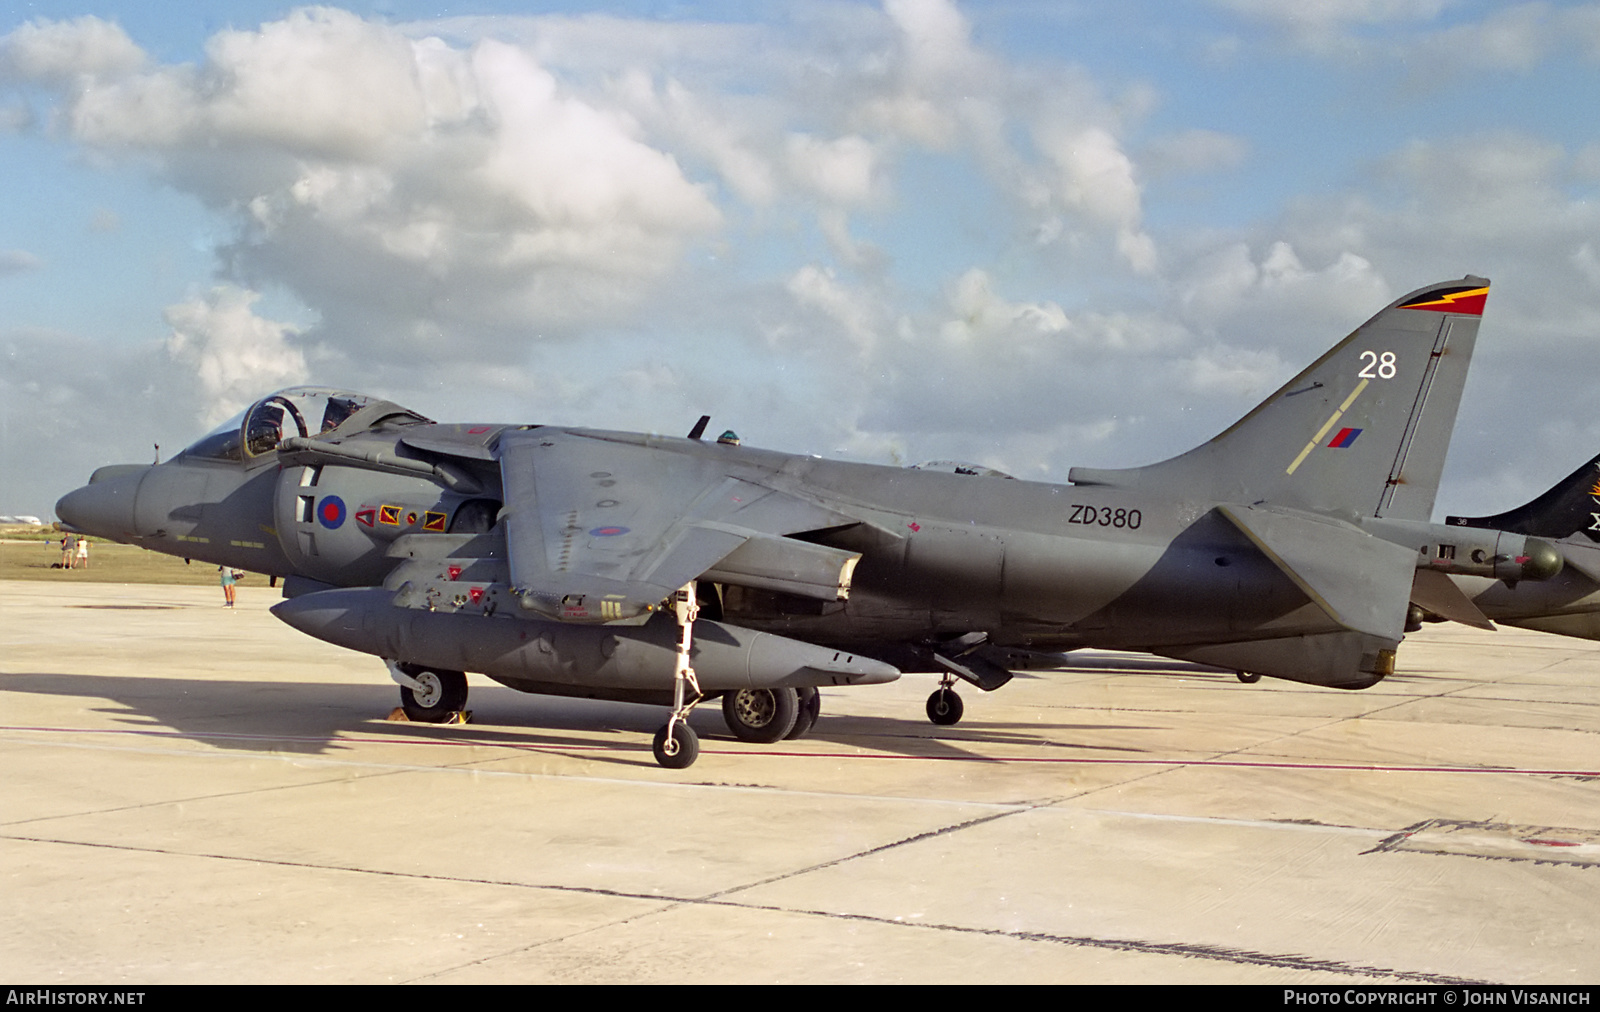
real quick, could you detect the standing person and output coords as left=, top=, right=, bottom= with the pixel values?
left=76, top=536, right=89, bottom=569
left=61, top=534, right=76, bottom=569
left=219, top=565, right=237, bottom=608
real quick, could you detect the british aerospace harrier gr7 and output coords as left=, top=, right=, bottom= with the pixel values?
left=59, top=277, right=1564, bottom=768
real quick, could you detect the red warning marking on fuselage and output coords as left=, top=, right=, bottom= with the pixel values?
left=355, top=508, right=376, bottom=527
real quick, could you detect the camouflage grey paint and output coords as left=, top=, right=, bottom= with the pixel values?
left=61, top=278, right=1567, bottom=711
left=1427, top=451, right=1600, bottom=639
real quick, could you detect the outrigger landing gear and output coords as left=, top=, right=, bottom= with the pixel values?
left=926, top=673, right=964, bottom=726
left=653, top=583, right=705, bottom=769
left=1236, top=671, right=1261, bottom=684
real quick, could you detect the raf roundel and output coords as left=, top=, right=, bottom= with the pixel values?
left=317, top=495, right=347, bottom=530
left=589, top=526, right=630, bottom=537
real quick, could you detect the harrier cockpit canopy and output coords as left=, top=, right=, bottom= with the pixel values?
left=180, top=387, right=431, bottom=463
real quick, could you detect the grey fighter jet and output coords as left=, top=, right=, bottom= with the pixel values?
left=1416, top=452, right=1600, bottom=640
left=57, top=277, right=1565, bottom=768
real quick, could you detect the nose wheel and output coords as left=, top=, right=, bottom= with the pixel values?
left=391, top=663, right=469, bottom=723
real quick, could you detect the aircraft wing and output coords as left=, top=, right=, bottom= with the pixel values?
left=497, top=428, right=860, bottom=623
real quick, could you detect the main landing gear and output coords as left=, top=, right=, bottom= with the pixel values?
left=791, top=686, right=821, bottom=739
left=926, top=673, right=964, bottom=726
left=718, top=685, right=821, bottom=742
left=722, top=687, right=799, bottom=743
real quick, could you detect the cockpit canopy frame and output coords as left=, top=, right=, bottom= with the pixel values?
left=179, top=387, right=431, bottom=464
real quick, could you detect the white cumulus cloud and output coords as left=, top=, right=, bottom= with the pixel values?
left=164, top=286, right=308, bottom=426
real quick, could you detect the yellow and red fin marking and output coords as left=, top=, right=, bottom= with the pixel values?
left=1399, top=284, right=1488, bottom=315
left=405, top=511, right=418, bottom=526
left=378, top=504, right=401, bottom=525
left=423, top=510, right=448, bottom=532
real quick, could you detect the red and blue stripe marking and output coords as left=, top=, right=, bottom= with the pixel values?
left=1328, top=427, right=1363, bottom=449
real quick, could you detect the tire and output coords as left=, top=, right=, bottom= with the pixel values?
left=399, top=666, right=468, bottom=722
left=926, top=687, right=964, bottom=726
left=653, top=722, right=700, bottom=769
left=785, top=687, right=821, bottom=740
left=722, top=687, right=800, bottom=743
left=1236, top=671, right=1261, bottom=684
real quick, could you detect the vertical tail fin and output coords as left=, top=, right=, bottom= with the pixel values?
left=1068, top=277, right=1490, bottom=521
left=1446, top=452, right=1600, bottom=542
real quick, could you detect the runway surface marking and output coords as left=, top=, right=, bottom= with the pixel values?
left=0, top=828, right=1490, bottom=986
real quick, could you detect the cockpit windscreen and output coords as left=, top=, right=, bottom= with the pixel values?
left=179, top=388, right=393, bottom=462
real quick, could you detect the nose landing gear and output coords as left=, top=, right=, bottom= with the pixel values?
left=389, top=662, right=469, bottom=723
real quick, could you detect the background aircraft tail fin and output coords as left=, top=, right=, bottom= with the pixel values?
left=1068, top=277, right=1490, bottom=521
left=1445, top=452, right=1600, bottom=543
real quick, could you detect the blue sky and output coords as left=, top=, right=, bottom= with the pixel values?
left=2, top=1, right=1598, bottom=518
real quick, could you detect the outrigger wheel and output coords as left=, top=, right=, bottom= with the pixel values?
left=398, top=664, right=469, bottom=722
left=1236, top=671, right=1262, bottom=684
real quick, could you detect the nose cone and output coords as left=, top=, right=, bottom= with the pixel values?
left=55, top=465, right=149, bottom=542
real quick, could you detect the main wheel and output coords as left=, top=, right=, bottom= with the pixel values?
left=721, top=687, right=799, bottom=743
left=1236, top=671, right=1261, bottom=684
left=399, top=666, right=468, bottom=722
left=926, top=687, right=964, bottom=726
left=653, top=722, right=700, bottom=769
left=785, top=687, right=822, bottom=740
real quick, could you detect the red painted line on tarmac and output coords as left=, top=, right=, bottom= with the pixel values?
left=4, top=724, right=1598, bottom=777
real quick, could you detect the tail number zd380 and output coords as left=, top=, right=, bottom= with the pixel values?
left=1068, top=504, right=1142, bottom=529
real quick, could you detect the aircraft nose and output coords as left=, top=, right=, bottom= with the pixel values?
left=55, top=465, right=150, bottom=542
